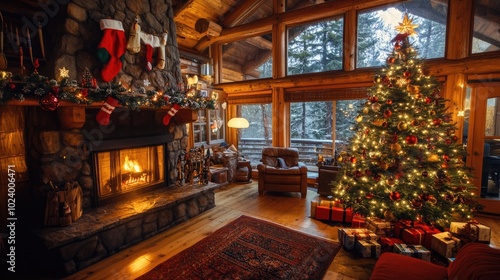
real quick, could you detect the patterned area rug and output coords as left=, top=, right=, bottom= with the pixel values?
left=137, top=215, right=341, bottom=279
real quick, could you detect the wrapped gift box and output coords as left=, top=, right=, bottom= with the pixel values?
left=355, top=239, right=381, bottom=258
left=338, top=228, right=378, bottom=251
left=393, top=244, right=431, bottom=262
left=316, top=204, right=353, bottom=223
left=450, top=222, right=490, bottom=243
left=393, top=220, right=412, bottom=238
left=379, top=237, right=404, bottom=252
left=352, top=215, right=366, bottom=228
left=310, top=200, right=343, bottom=218
left=366, top=217, right=393, bottom=236
left=431, top=232, right=461, bottom=259
left=417, top=224, right=441, bottom=248
left=402, top=227, right=426, bottom=245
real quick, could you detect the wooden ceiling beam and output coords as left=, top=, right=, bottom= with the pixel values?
left=173, top=0, right=196, bottom=17
left=221, top=0, right=268, bottom=28
left=195, top=0, right=405, bottom=52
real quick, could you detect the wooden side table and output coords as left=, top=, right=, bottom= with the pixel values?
left=235, top=160, right=252, bottom=182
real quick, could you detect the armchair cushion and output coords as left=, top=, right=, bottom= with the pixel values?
left=277, top=157, right=288, bottom=169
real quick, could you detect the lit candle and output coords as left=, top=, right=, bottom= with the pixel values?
left=38, top=24, right=45, bottom=60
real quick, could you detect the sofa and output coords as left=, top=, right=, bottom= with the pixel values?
left=257, top=147, right=308, bottom=198
left=370, top=242, right=500, bottom=280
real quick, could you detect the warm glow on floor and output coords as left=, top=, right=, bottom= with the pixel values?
left=128, top=256, right=153, bottom=274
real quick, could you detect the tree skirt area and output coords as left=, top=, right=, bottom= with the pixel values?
left=137, top=215, right=341, bottom=279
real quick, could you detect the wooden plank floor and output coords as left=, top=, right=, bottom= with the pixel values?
left=66, top=182, right=500, bottom=280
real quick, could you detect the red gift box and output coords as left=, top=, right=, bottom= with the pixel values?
left=316, top=204, right=353, bottom=223
left=417, top=224, right=441, bottom=248
left=379, top=237, right=404, bottom=252
left=402, top=228, right=426, bottom=245
left=352, top=215, right=366, bottom=228
left=394, top=220, right=412, bottom=238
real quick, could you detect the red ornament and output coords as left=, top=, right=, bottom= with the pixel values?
left=51, top=86, right=60, bottom=95
left=39, top=93, right=60, bottom=111
left=425, top=97, right=432, bottom=103
left=387, top=57, right=396, bottom=64
left=80, top=88, right=89, bottom=98
left=350, top=157, right=357, bottom=164
left=403, top=71, right=411, bottom=78
left=386, top=99, right=393, bottom=105
left=411, top=198, right=423, bottom=209
left=384, top=109, right=392, bottom=118
left=411, top=120, right=420, bottom=126
left=405, top=135, right=418, bottom=145
left=432, top=119, right=442, bottom=126
left=9, top=83, right=16, bottom=90
left=390, top=191, right=401, bottom=201
left=365, top=193, right=374, bottom=199
left=369, top=96, right=379, bottom=102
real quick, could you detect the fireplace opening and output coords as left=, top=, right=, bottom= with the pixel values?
left=89, top=135, right=171, bottom=206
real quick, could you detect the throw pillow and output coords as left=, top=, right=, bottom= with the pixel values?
left=277, top=157, right=288, bottom=169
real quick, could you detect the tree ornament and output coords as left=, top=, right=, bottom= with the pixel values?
left=371, top=102, right=381, bottom=112
left=390, top=143, right=401, bottom=151
left=397, top=122, right=408, bottom=131
left=427, top=195, right=437, bottom=205
left=369, top=96, right=379, bottom=102
left=384, top=210, right=397, bottom=222
left=432, top=118, right=442, bottom=126
left=350, top=157, right=357, bottom=164
left=365, top=193, right=374, bottom=199
left=356, top=115, right=363, bottom=122
left=363, top=107, right=369, bottom=114
left=411, top=198, right=423, bottom=209
left=39, top=93, right=59, bottom=111
left=422, top=171, right=429, bottom=177
left=386, top=99, right=393, bottom=105
left=403, top=71, right=411, bottom=78
left=411, top=119, right=420, bottom=126
left=387, top=56, right=396, bottom=64
left=386, top=177, right=396, bottom=186
left=405, top=135, right=418, bottom=145
left=374, top=75, right=382, bottom=83
left=428, top=154, right=439, bottom=162
left=389, top=191, right=401, bottom=201
left=384, top=109, right=392, bottom=118
left=425, top=97, right=432, bottom=103
left=9, top=83, right=16, bottom=90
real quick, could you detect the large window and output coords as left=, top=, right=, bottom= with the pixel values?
left=472, top=0, right=500, bottom=54
left=238, top=104, right=273, bottom=165
left=289, top=99, right=363, bottom=167
left=357, top=0, right=448, bottom=68
left=193, top=107, right=226, bottom=147
left=287, top=17, right=344, bottom=75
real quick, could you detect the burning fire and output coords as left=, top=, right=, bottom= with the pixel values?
left=123, top=156, right=142, bottom=173
left=123, top=156, right=147, bottom=186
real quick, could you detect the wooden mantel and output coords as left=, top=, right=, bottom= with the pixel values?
left=2, top=100, right=198, bottom=129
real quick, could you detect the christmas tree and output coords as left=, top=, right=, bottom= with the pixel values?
left=333, top=15, right=480, bottom=227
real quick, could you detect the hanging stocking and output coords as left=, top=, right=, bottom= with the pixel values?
left=96, top=96, right=119, bottom=125
left=157, top=31, right=168, bottom=70
left=141, top=33, right=160, bottom=71
left=96, top=19, right=126, bottom=82
left=163, top=103, right=181, bottom=126
left=126, top=17, right=141, bottom=54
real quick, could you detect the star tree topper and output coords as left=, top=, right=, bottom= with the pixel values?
left=395, top=14, right=419, bottom=36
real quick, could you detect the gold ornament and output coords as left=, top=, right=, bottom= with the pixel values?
left=428, top=154, right=440, bottom=162
left=395, top=14, right=419, bottom=36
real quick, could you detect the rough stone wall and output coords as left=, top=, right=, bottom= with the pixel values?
left=52, top=0, right=182, bottom=90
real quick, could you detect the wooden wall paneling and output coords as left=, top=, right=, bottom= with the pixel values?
left=446, top=0, right=473, bottom=59
left=343, top=9, right=357, bottom=71
left=443, top=74, right=466, bottom=141
left=213, top=43, right=222, bottom=85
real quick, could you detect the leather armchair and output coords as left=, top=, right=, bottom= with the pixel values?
left=257, top=147, right=308, bottom=198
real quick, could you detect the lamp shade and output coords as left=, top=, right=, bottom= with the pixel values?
left=227, top=117, right=249, bottom=129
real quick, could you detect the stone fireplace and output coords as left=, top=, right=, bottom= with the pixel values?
left=0, top=0, right=223, bottom=276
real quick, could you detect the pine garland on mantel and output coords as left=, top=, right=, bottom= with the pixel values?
left=0, top=69, right=215, bottom=111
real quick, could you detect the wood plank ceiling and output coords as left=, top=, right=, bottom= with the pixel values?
left=1, top=0, right=500, bottom=82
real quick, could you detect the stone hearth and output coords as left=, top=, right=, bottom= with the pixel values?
left=33, top=183, right=221, bottom=275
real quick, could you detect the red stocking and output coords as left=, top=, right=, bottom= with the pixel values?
left=96, top=96, right=119, bottom=125
left=96, top=19, right=126, bottom=82
left=163, top=103, right=181, bottom=126
left=141, top=33, right=159, bottom=71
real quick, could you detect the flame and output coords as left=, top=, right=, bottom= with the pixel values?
left=123, top=156, right=142, bottom=172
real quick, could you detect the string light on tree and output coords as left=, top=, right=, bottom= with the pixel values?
left=333, top=14, right=481, bottom=227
